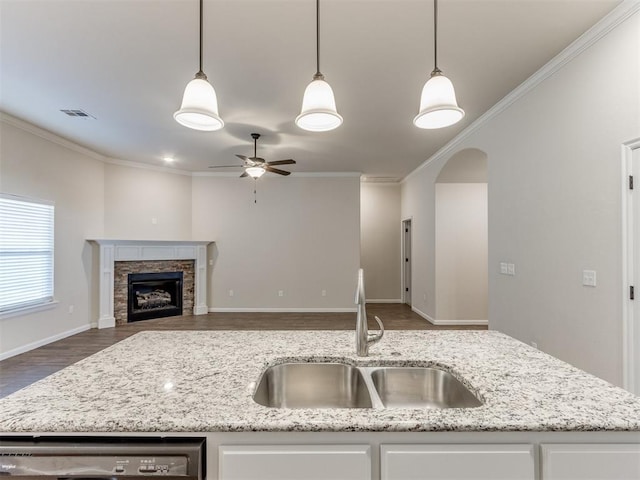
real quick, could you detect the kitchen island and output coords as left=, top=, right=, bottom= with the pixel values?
left=1, top=330, right=639, bottom=479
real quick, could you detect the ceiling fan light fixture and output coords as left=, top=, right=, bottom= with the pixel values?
left=246, top=166, right=266, bottom=178
left=296, top=74, right=343, bottom=132
left=174, top=73, right=224, bottom=131
left=414, top=70, right=465, bottom=129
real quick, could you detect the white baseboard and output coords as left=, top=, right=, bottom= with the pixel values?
left=411, top=306, right=488, bottom=326
left=432, top=319, right=489, bottom=326
left=98, top=315, right=115, bottom=329
left=412, top=306, right=436, bottom=324
left=193, top=305, right=209, bottom=315
left=0, top=324, right=92, bottom=361
left=209, top=307, right=357, bottom=313
left=367, top=299, right=403, bottom=303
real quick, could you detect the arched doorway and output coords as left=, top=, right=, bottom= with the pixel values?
left=434, top=148, right=488, bottom=325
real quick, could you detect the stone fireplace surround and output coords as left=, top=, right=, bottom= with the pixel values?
left=89, top=240, right=212, bottom=329
left=115, top=260, right=193, bottom=326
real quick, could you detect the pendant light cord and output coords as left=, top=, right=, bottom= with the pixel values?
left=316, top=0, right=321, bottom=76
left=198, top=0, right=204, bottom=74
left=433, top=0, right=440, bottom=73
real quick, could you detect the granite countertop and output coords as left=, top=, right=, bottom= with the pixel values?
left=1, top=330, right=639, bottom=433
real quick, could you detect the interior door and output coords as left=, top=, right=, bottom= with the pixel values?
left=403, top=219, right=412, bottom=305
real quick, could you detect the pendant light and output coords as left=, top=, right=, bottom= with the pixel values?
left=414, top=0, right=464, bottom=129
left=174, top=0, right=224, bottom=131
left=295, top=0, right=342, bottom=132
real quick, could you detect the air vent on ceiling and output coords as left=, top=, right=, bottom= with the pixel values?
left=60, top=109, right=95, bottom=119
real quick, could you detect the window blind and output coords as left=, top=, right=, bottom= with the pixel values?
left=0, top=194, right=54, bottom=313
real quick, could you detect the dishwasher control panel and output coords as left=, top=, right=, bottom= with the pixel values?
left=0, top=437, right=204, bottom=479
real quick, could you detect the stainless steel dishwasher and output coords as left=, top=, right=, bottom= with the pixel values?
left=0, top=437, right=205, bottom=479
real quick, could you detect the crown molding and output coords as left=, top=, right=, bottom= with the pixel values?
left=0, top=112, right=107, bottom=162
left=402, top=0, right=640, bottom=184
left=102, top=157, right=192, bottom=176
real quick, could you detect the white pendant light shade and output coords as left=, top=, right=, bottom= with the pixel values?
left=246, top=166, right=266, bottom=178
left=174, top=74, right=224, bottom=131
left=414, top=72, right=465, bottom=129
left=296, top=75, right=343, bottom=132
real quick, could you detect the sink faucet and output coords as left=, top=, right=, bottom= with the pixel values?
left=355, top=268, right=384, bottom=356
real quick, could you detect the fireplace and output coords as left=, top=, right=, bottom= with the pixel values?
left=127, top=271, right=183, bottom=322
left=89, top=240, right=211, bottom=329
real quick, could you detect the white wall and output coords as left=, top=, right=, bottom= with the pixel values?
left=360, top=183, right=401, bottom=302
left=435, top=183, right=488, bottom=321
left=0, top=118, right=104, bottom=358
left=401, top=10, right=640, bottom=385
left=0, top=115, right=364, bottom=356
left=192, top=175, right=361, bottom=310
left=104, top=163, right=192, bottom=240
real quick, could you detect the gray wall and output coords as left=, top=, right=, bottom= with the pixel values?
left=192, top=174, right=361, bottom=310
left=0, top=120, right=364, bottom=356
left=401, top=10, right=640, bottom=385
left=360, top=183, right=402, bottom=302
left=0, top=119, right=104, bottom=357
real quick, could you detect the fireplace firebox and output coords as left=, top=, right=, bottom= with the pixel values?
left=127, top=272, right=183, bottom=322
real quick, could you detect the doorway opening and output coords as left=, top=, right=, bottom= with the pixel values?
left=434, top=148, right=488, bottom=325
left=622, top=138, right=640, bottom=394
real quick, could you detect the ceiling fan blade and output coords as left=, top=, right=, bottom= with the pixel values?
left=239, top=171, right=249, bottom=178
left=208, top=165, right=244, bottom=168
left=265, top=165, right=291, bottom=176
left=266, top=159, right=296, bottom=166
left=236, top=154, right=248, bottom=161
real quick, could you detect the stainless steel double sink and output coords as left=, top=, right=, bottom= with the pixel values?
left=252, top=362, right=482, bottom=409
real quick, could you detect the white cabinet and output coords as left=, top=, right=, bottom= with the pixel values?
left=541, top=443, right=640, bottom=479
left=381, top=444, right=535, bottom=480
left=219, top=444, right=371, bottom=480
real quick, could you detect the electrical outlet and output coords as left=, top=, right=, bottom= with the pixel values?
left=500, top=262, right=508, bottom=274
left=151, top=217, right=158, bottom=225
left=68, top=305, right=74, bottom=314
left=278, top=290, right=284, bottom=297
left=583, top=270, right=597, bottom=287
left=209, top=259, right=214, bottom=266
left=321, top=289, right=327, bottom=297
left=228, top=289, right=234, bottom=297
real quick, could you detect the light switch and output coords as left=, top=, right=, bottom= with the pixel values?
left=507, top=263, right=516, bottom=276
left=583, top=270, right=597, bottom=287
left=500, top=262, right=508, bottom=274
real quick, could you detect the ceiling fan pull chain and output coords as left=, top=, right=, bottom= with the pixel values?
left=254, top=179, right=258, bottom=204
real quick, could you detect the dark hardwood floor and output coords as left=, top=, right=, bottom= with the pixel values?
left=0, top=304, right=486, bottom=398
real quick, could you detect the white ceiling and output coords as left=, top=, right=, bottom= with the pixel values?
left=0, top=0, right=620, bottom=179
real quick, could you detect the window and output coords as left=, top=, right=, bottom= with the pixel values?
left=0, top=193, right=54, bottom=314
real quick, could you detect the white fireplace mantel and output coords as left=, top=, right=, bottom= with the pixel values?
left=88, top=239, right=213, bottom=329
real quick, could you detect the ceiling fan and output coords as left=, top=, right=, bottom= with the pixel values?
left=208, top=133, right=296, bottom=178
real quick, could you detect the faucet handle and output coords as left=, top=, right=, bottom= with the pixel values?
left=368, top=315, right=385, bottom=346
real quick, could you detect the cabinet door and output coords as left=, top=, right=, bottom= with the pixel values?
left=541, top=444, right=640, bottom=479
left=219, top=444, right=371, bottom=480
left=381, top=444, right=535, bottom=480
